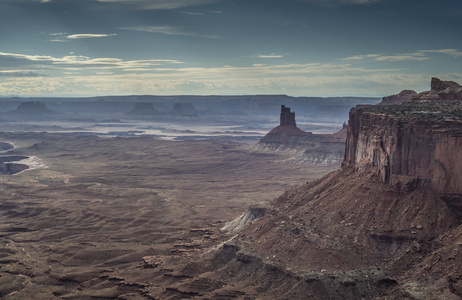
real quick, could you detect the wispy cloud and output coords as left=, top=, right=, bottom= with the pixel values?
left=341, top=54, right=380, bottom=60
left=49, top=33, right=116, bottom=42
left=180, top=11, right=205, bottom=15
left=255, top=53, right=287, bottom=59
left=374, top=53, right=427, bottom=62
left=120, top=26, right=221, bottom=39
left=419, top=49, right=462, bottom=58
left=0, top=51, right=184, bottom=73
left=342, top=52, right=427, bottom=62
left=344, top=53, right=428, bottom=62
left=95, top=0, right=221, bottom=10
left=342, top=49, right=462, bottom=62
left=67, top=33, right=117, bottom=39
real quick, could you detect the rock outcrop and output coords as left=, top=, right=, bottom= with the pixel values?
left=279, top=105, right=296, bottom=126
left=258, top=105, right=312, bottom=146
left=0, top=156, right=30, bottom=175
left=378, top=89, right=417, bottom=105
left=257, top=105, right=346, bottom=165
left=412, top=77, right=462, bottom=101
left=431, top=77, right=461, bottom=92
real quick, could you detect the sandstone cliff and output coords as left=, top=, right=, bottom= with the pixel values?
left=344, top=101, right=462, bottom=210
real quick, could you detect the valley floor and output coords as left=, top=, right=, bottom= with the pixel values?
left=0, top=132, right=337, bottom=299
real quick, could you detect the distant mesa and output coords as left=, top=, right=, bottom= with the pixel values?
left=128, top=102, right=158, bottom=117
left=257, top=105, right=346, bottom=165
left=171, top=102, right=198, bottom=116
left=11, top=101, right=56, bottom=116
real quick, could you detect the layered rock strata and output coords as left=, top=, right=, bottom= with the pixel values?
left=344, top=104, right=462, bottom=209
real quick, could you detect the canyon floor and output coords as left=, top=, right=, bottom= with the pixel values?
left=0, top=132, right=337, bottom=299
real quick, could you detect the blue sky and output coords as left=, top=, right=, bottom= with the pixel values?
left=1, top=0, right=461, bottom=97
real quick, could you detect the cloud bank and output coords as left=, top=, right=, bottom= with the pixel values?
left=0, top=49, right=461, bottom=97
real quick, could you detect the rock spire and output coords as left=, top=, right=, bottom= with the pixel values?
left=279, top=105, right=296, bottom=126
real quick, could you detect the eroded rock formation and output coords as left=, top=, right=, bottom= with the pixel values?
left=412, top=77, right=462, bottom=101
left=279, top=105, right=296, bottom=126
left=257, top=105, right=346, bottom=165
left=379, top=89, right=417, bottom=105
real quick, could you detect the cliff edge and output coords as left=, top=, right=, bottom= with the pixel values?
left=345, top=79, right=462, bottom=210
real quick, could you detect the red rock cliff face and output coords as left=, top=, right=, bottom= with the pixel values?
left=344, top=107, right=462, bottom=208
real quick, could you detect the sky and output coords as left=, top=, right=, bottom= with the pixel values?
left=0, top=0, right=462, bottom=97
